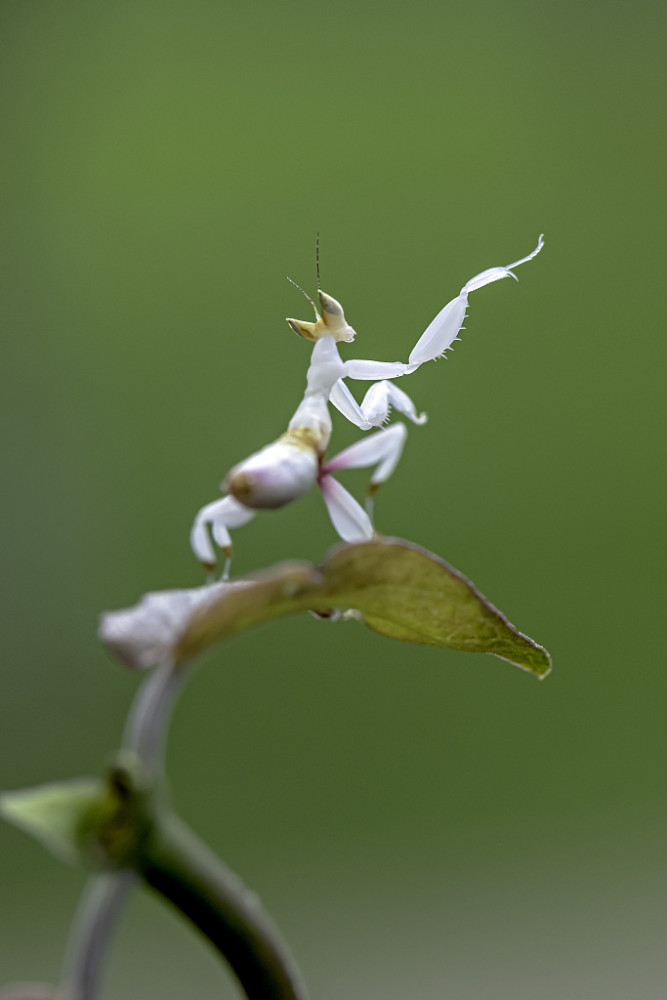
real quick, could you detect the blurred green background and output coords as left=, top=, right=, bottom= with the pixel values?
left=1, top=0, right=665, bottom=996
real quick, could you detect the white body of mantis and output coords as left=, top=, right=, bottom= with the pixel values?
left=191, top=236, right=544, bottom=576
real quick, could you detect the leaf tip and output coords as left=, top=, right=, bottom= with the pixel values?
left=1, top=779, right=104, bottom=866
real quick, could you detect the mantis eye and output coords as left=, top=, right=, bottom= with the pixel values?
left=318, top=291, right=345, bottom=318
left=286, top=318, right=318, bottom=340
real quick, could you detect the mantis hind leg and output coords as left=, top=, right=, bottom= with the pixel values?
left=321, top=423, right=408, bottom=526
left=190, top=495, right=256, bottom=579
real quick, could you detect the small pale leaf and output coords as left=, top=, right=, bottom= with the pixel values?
left=0, top=779, right=105, bottom=865
left=99, top=580, right=255, bottom=668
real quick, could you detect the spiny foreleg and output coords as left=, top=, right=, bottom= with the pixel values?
left=329, top=378, right=426, bottom=430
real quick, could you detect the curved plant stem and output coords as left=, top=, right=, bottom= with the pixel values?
left=59, top=871, right=136, bottom=1000
left=139, top=810, right=309, bottom=1000
left=123, top=658, right=187, bottom=774
left=58, top=658, right=309, bottom=999
left=57, top=661, right=182, bottom=1000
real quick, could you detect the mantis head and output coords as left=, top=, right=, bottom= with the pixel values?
left=286, top=288, right=357, bottom=344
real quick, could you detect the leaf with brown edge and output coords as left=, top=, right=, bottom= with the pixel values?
left=315, top=539, right=551, bottom=677
left=100, top=538, right=550, bottom=677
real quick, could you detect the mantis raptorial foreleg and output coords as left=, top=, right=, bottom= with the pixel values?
left=408, top=235, right=544, bottom=366
left=329, top=378, right=426, bottom=430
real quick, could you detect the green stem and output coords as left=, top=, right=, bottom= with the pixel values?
left=138, top=809, right=309, bottom=1000
left=123, top=658, right=186, bottom=773
left=57, top=658, right=309, bottom=999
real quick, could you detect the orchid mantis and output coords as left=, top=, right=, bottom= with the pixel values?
left=191, top=235, right=544, bottom=577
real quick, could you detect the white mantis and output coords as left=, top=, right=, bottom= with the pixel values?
left=191, top=235, right=544, bottom=578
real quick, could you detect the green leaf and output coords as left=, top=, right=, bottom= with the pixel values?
left=317, top=539, right=551, bottom=676
left=0, top=779, right=105, bottom=866
left=101, top=537, right=551, bottom=677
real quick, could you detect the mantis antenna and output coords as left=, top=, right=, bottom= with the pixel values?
left=285, top=233, right=322, bottom=315
left=286, top=275, right=318, bottom=315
